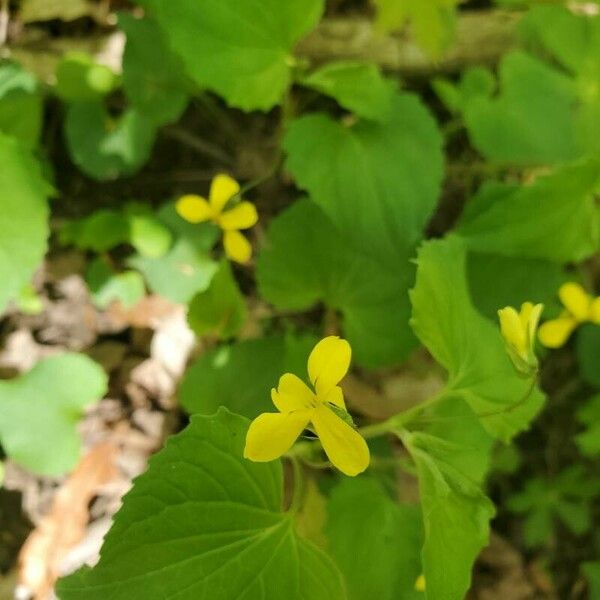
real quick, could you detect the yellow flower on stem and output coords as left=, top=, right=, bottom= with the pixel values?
left=538, top=282, right=600, bottom=348
left=498, top=302, right=543, bottom=376
left=244, top=336, right=370, bottom=477
left=175, top=173, right=258, bottom=264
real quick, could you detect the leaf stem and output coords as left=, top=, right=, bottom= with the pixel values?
left=288, top=456, right=305, bottom=515
left=359, top=392, right=446, bottom=439
left=239, top=154, right=283, bottom=195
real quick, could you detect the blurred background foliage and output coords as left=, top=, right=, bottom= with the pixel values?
left=0, top=0, right=599, bottom=598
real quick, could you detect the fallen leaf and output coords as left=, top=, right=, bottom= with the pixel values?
left=17, top=442, right=117, bottom=600
left=150, top=306, right=195, bottom=378
left=470, top=533, right=548, bottom=600
left=104, top=294, right=179, bottom=330
left=0, top=329, right=61, bottom=373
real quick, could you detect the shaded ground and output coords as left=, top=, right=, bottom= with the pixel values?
left=0, top=1, right=597, bottom=599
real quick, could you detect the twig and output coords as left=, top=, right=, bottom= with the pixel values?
left=8, top=10, right=521, bottom=81
left=0, top=0, right=9, bottom=47
left=162, top=126, right=234, bottom=166
left=296, top=10, right=520, bottom=76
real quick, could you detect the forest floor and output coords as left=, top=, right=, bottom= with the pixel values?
left=0, top=1, right=597, bottom=598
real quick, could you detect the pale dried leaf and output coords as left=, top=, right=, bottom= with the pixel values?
left=19, top=0, right=94, bottom=23
left=17, top=443, right=117, bottom=600
left=150, top=307, right=195, bottom=378
left=0, top=329, right=61, bottom=373
left=104, top=295, right=179, bottom=330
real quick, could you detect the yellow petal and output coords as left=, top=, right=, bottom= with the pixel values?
left=321, top=385, right=346, bottom=410
left=175, top=195, right=213, bottom=223
left=223, top=230, right=252, bottom=264
left=310, top=405, right=369, bottom=476
left=209, top=173, right=240, bottom=213
left=219, top=202, right=258, bottom=231
left=590, top=297, right=600, bottom=324
left=271, top=373, right=315, bottom=413
left=498, top=306, right=526, bottom=356
left=538, top=317, right=578, bottom=348
left=559, top=282, right=591, bottom=321
left=414, top=574, right=426, bottom=592
left=525, top=303, right=544, bottom=346
left=244, top=411, right=311, bottom=462
left=519, top=302, right=534, bottom=330
left=308, top=336, right=351, bottom=398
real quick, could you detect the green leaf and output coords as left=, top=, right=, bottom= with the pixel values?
left=583, top=562, right=600, bottom=600
left=576, top=394, right=600, bottom=457
left=326, top=477, right=422, bottom=600
left=467, top=252, right=566, bottom=321
left=576, top=324, right=600, bottom=388
left=187, top=261, right=247, bottom=339
left=410, top=236, right=545, bottom=441
left=423, top=396, right=493, bottom=484
left=433, top=67, right=494, bottom=115
left=55, top=52, right=118, bottom=101
left=179, top=333, right=316, bottom=418
left=284, top=92, right=443, bottom=265
left=86, top=258, right=146, bottom=309
left=401, top=430, right=495, bottom=600
left=61, top=204, right=172, bottom=257
left=15, top=283, right=44, bottom=315
left=0, top=133, right=50, bottom=314
left=0, top=354, right=107, bottom=475
left=491, top=443, right=522, bottom=476
left=125, top=203, right=173, bottom=258
left=65, top=102, right=156, bottom=180
left=0, top=63, right=43, bottom=148
left=508, top=467, right=598, bottom=546
left=554, top=499, right=591, bottom=535
left=129, top=202, right=219, bottom=303
left=256, top=199, right=416, bottom=368
left=519, top=6, right=600, bottom=82
left=373, top=0, right=460, bottom=57
left=129, top=237, right=217, bottom=304
left=457, top=161, right=600, bottom=264
left=139, top=0, right=324, bottom=111
left=119, top=13, right=189, bottom=125
left=153, top=202, right=220, bottom=253
left=57, top=409, right=346, bottom=600
left=301, top=61, right=395, bottom=121
left=517, top=8, right=600, bottom=159
left=464, top=51, right=582, bottom=165
left=60, top=209, right=130, bottom=252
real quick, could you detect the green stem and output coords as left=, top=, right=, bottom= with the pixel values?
left=474, top=374, right=537, bottom=419
left=239, top=155, right=282, bottom=195
left=288, top=456, right=305, bottom=515
left=285, top=393, right=446, bottom=468
left=359, top=392, right=446, bottom=439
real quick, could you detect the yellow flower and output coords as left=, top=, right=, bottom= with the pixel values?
left=244, top=336, right=370, bottom=477
left=538, top=282, right=600, bottom=348
left=175, top=173, right=258, bottom=264
left=414, top=574, right=426, bottom=592
left=498, top=302, right=543, bottom=375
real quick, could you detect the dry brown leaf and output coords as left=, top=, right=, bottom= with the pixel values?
left=0, top=329, right=61, bottom=373
left=17, top=443, right=117, bottom=600
left=104, top=295, right=180, bottom=330
left=469, top=533, right=553, bottom=600
left=150, top=307, right=195, bottom=378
